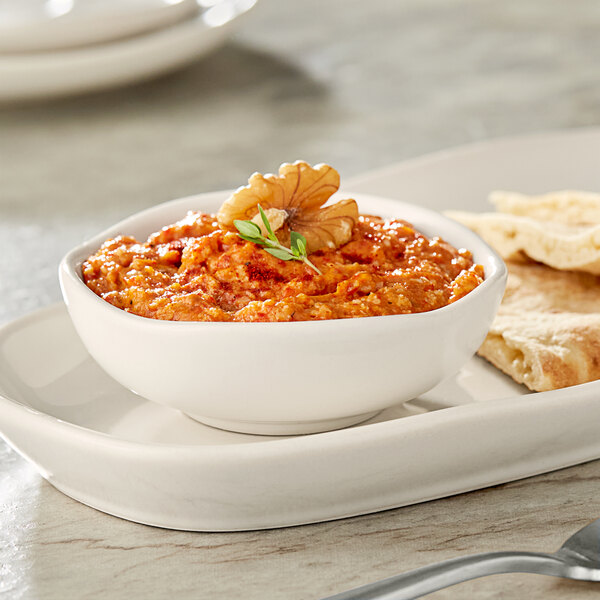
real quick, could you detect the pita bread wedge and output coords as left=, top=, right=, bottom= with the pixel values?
left=446, top=210, right=600, bottom=274
left=490, top=190, right=600, bottom=224
left=478, top=260, right=600, bottom=392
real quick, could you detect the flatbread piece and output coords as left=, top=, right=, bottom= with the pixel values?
left=490, top=190, right=600, bottom=224
left=446, top=210, right=600, bottom=274
left=479, top=260, right=600, bottom=391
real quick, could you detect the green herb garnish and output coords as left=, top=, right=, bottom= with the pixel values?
left=234, top=205, right=322, bottom=275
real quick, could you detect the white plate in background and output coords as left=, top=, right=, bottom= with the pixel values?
left=0, top=0, right=256, bottom=101
left=1, top=129, right=600, bottom=531
left=0, top=0, right=199, bottom=53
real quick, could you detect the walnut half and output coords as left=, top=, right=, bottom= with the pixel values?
left=217, top=161, right=358, bottom=253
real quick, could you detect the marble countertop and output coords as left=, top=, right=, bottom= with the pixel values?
left=2, top=1, right=600, bottom=598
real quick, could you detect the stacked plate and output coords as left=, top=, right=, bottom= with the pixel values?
left=0, top=0, right=256, bottom=100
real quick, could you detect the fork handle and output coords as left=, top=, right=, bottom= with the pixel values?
left=322, top=551, right=566, bottom=600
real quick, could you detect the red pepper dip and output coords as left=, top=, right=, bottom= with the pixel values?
left=82, top=211, right=484, bottom=322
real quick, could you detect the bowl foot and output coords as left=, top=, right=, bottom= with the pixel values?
left=184, top=411, right=381, bottom=435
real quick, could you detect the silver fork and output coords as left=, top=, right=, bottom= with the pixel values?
left=322, top=518, right=600, bottom=600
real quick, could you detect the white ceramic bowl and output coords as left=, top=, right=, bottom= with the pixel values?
left=59, top=191, right=507, bottom=435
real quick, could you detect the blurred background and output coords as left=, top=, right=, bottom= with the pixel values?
left=2, top=0, right=600, bottom=323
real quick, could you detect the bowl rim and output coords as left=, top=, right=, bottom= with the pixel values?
left=59, top=190, right=507, bottom=330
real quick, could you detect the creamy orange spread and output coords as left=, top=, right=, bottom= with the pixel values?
left=82, top=212, right=484, bottom=322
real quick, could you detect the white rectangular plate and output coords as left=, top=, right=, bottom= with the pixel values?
left=1, top=128, right=600, bottom=531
